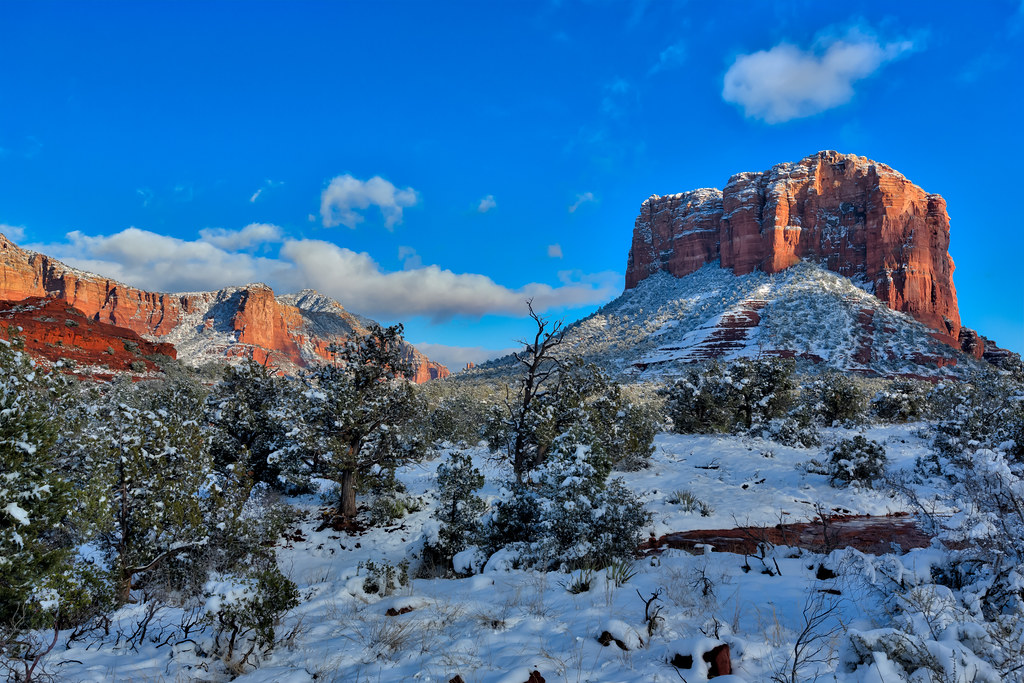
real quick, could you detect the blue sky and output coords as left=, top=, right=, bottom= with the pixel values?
left=1, top=1, right=1022, bottom=367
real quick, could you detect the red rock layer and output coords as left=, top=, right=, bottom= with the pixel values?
left=625, top=151, right=965, bottom=347
left=0, top=297, right=176, bottom=376
left=0, top=234, right=449, bottom=382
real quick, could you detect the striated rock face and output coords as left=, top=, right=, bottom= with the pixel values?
left=0, top=297, right=176, bottom=379
left=0, top=234, right=450, bottom=381
left=625, top=151, right=968, bottom=351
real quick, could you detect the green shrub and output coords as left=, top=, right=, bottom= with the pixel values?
left=826, top=435, right=887, bottom=487
left=204, top=565, right=300, bottom=674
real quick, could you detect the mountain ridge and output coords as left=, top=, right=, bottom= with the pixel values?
left=0, top=233, right=450, bottom=382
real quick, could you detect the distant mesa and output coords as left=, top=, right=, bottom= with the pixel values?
left=0, top=233, right=450, bottom=382
left=624, top=150, right=999, bottom=360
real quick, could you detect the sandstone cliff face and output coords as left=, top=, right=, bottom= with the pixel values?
left=0, top=297, right=176, bottom=379
left=625, top=151, right=968, bottom=350
left=0, top=234, right=450, bottom=381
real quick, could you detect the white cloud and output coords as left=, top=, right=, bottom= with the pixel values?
left=568, top=192, right=596, bottom=213
left=320, top=174, right=419, bottom=229
left=37, top=228, right=291, bottom=293
left=477, top=194, right=497, bottom=213
left=0, top=224, right=26, bottom=242
left=649, top=41, right=686, bottom=74
left=547, top=243, right=563, bottom=259
left=722, top=28, right=915, bottom=123
left=32, top=228, right=620, bottom=321
left=397, top=245, right=423, bottom=270
left=249, top=179, right=283, bottom=203
left=410, top=342, right=519, bottom=370
left=280, top=240, right=620, bottom=322
left=199, top=223, right=282, bottom=251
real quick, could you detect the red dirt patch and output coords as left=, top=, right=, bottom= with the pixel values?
left=641, top=513, right=930, bottom=556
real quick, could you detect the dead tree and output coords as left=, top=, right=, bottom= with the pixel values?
left=507, top=299, right=565, bottom=482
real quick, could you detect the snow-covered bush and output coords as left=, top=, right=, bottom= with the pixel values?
left=756, top=408, right=822, bottom=448
left=662, top=362, right=734, bottom=434
left=360, top=559, right=410, bottom=596
left=871, top=378, right=930, bottom=423
left=422, top=451, right=486, bottom=575
left=850, top=438, right=1024, bottom=680
left=928, top=374, right=1024, bottom=463
left=663, top=358, right=795, bottom=434
left=484, top=444, right=649, bottom=570
left=800, top=372, right=869, bottom=426
left=826, top=435, right=887, bottom=487
left=366, top=485, right=424, bottom=526
left=203, top=565, right=300, bottom=675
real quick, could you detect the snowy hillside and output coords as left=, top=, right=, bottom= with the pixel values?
left=476, top=260, right=986, bottom=381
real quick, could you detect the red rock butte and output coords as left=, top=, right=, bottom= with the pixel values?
left=625, top=151, right=986, bottom=356
left=0, top=234, right=449, bottom=382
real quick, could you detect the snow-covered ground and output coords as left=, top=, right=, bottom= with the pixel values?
left=40, top=423, right=967, bottom=683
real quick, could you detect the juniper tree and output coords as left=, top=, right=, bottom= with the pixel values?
left=296, top=324, right=423, bottom=519
left=662, top=361, right=735, bottom=434
left=486, top=443, right=649, bottom=570
left=205, top=359, right=293, bottom=491
left=663, top=358, right=794, bottom=433
left=426, top=451, right=486, bottom=571
left=0, top=334, right=74, bottom=627
left=801, top=372, right=868, bottom=426
left=76, top=379, right=227, bottom=604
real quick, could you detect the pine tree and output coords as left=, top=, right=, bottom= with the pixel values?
left=205, top=359, right=294, bottom=491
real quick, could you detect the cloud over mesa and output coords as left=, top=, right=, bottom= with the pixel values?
left=198, top=223, right=282, bottom=250
left=35, top=228, right=620, bottom=322
left=723, top=27, right=915, bottom=123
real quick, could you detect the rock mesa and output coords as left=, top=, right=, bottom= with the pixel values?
left=625, top=151, right=990, bottom=356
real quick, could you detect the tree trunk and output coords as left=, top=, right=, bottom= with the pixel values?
left=116, top=558, right=134, bottom=606
left=339, top=469, right=357, bottom=518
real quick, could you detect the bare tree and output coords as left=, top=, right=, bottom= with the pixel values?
left=505, top=299, right=566, bottom=481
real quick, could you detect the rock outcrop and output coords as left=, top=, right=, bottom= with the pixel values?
left=625, top=151, right=986, bottom=354
left=0, top=297, right=176, bottom=379
left=0, top=234, right=450, bottom=381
